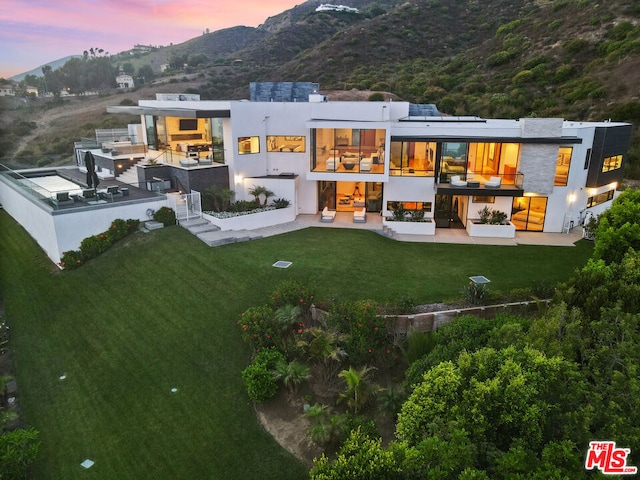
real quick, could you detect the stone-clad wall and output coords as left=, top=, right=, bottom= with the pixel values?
left=518, top=118, right=564, bottom=194
left=520, top=144, right=559, bottom=194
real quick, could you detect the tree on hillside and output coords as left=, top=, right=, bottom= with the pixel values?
left=592, top=188, right=640, bottom=264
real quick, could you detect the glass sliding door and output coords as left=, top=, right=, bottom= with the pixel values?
left=435, top=194, right=453, bottom=228
left=511, top=196, right=547, bottom=231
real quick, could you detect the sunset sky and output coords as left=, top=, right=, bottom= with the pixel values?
left=0, top=0, right=303, bottom=79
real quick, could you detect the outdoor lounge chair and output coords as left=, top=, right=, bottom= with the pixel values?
left=320, top=207, right=337, bottom=222
left=77, top=188, right=96, bottom=202
left=353, top=208, right=366, bottom=223
left=98, top=185, right=122, bottom=199
left=51, top=191, right=74, bottom=207
left=450, top=175, right=467, bottom=187
left=485, top=176, right=502, bottom=188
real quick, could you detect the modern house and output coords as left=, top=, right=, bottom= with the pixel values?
left=105, top=84, right=631, bottom=232
left=0, top=83, right=632, bottom=266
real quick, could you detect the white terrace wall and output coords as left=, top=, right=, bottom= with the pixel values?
left=0, top=177, right=169, bottom=265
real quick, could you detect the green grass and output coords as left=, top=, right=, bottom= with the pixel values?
left=0, top=211, right=593, bottom=479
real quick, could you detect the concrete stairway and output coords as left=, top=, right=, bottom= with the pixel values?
left=179, top=217, right=258, bottom=247
left=116, top=160, right=145, bottom=186
left=380, top=224, right=396, bottom=238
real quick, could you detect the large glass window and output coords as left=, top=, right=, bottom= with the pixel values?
left=386, top=201, right=432, bottom=213
left=238, top=136, right=260, bottom=155
left=602, top=154, right=623, bottom=173
left=389, top=141, right=435, bottom=176
left=555, top=147, right=572, bottom=186
left=145, top=115, right=158, bottom=150
left=312, top=128, right=385, bottom=173
left=440, top=142, right=468, bottom=181
left=209, top=118, right=225, bottom=163
left=464, top=142, right=520, bottom=184
left=511, top=197, right=547, bottom=231
left=587, top=189, right=614, bottom=207
left=267, top=135, right=305, bottom=152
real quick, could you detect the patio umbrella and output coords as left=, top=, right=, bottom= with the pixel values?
left=84, top=151, right=100, bottom=189
left=84, top=151, right=93, bottom=187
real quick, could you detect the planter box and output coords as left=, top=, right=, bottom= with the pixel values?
left=383, top=218, right=436, bottom=235
left=204, top=206, right=295, bottom=231
left=466, top=220, right=516, bottom=238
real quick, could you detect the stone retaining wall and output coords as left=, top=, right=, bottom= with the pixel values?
left=385, top=299, right=551, bottom=336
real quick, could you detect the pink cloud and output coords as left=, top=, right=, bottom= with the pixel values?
left=0, top=0, right=303, bottom=78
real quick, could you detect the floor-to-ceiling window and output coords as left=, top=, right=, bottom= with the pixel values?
left=317, top=181, right=383, bottom=212
left=311, top=128, right=386, bottom=173
left=511, top=196, right=547, bottom=231
left=389, top=140, right=436, bottom=176
left=145, top=115, right=159, bottom=149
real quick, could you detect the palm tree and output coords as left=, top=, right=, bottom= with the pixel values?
left=304, top=403, right=331, bottom=424
left=262, top=189, right=275, bottom=206
left=338, top=365, right=379, bottom=414
left=302, top=328, right=344, bottom=365
left=272, top=360, right=311, bottom=394
left=248, top=185, right=267, bottom=205
left=274, top=304, right=302, bottom=333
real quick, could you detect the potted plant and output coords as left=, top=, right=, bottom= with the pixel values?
left=467, top=207, right=515, bottom=238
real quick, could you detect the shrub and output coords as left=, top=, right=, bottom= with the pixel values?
left=241, top=348, right=285, bottom=403
left=368, top=92, right=385, bottom=101
left=272, top=198, right=290, bottom=209
left=328, top=300, right=394, bottom=367
left=58, top=250, right=84, bottom=270
left=465, top=281, right=489, bottom=305
left=59, top=218, right=139, bottom=270
left=238, top=305, right=277, bottom=352
left=486, top=50, right=517, bottom=67
left=154, top=206, right=176, bottom=226
left=269, top=280, right=316, bottom=314
left=512, top=70, right=534, bottom=84
left=0, top=428, right=41, bottom=479
left=80, top=234, right=111, bottom=258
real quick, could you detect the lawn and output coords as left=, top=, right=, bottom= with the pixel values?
left=0, top=211, right=593, bottom=479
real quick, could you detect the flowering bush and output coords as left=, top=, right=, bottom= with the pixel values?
left=80, top=234, right=111, bottom=258
left=238, top=305, right=278, bottom=352
left=269, top=280, right=316, bottom=314
left=58, top=250, right=84, bottom=270
left=58, top=218, right=139, bottom=270
left=154, top=206, right=176, bottom=226
left=328, top=300, right=395, bottom=367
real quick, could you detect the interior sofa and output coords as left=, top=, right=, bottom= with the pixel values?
left=326, top=156, right=339, bottom=171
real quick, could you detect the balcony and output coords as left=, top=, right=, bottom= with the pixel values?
left=436, top=171, right=524, bottom=196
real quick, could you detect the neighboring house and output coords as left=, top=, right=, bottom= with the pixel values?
left=116, top=74, right=134, bottom=89
left=0, top=83, right=633, bottom=266
left=26, top=86, right=38, bottom=97
left=316, top=4, right=360, bottom=13
left=0, top=85, right=15, bottom=96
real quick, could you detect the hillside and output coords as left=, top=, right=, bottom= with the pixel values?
left=1, top=0, right=639, bottom=175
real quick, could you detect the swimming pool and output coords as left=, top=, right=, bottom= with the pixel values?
left=17, top=173, right=83, bottom=199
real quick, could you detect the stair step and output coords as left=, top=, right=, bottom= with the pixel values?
left=189, top=224, right=220, bottom=235
left=145, top=221, right=164, bottom=230
left=179, top=218, right=209, bottom=228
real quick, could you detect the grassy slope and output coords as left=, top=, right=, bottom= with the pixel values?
left=0, top=211, right=593, bottom=479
